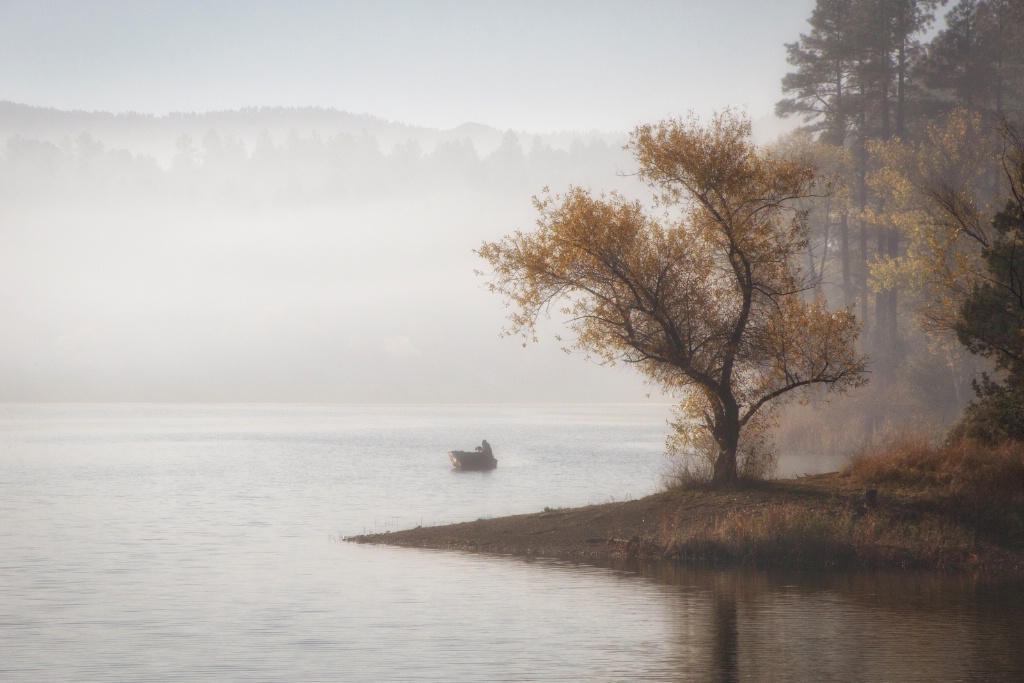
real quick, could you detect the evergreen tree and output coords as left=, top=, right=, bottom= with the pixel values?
left=777, top=0, right=861, bottom=146
left=952, top=124, right=1024, bottom=441
left=917, top=0, right=1024, bottom=122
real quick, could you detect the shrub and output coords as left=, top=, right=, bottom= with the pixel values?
left=947, top=380, right=1024, bottom=445
left=845, top=434, right=1024, bottom=543
left=846, top=433, right=1024, bottom=500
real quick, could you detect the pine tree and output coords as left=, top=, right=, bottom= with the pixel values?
left=949, top=124, right=1024, bottom=442
left=917, top=0, right=1024, bottom=122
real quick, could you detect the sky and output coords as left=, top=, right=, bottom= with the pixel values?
left=0, top=0, right=824, bottom=403
left=0, top=0, right=815, bottom=133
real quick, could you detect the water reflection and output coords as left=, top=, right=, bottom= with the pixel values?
left=711, top=588, right=739, bottom=683
left=606, top=561, right=1024, bottom=682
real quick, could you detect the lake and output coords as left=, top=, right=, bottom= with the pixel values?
left=2, top=403, right=1021, bottom=681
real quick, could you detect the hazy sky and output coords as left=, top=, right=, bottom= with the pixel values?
left=1, top=0, right=815, bottom=132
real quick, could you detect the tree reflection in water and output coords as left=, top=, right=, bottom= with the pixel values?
left=616, top=560, right=1024, bottom=682
left=710, top=590, right=739, bottom=683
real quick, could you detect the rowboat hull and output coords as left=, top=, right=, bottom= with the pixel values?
left=449, top=450, right=498, bottom=471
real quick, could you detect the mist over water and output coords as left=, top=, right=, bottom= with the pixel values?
left=0, top=104, right=656, bottom=403
left=0, top=97, right=804, bottom=405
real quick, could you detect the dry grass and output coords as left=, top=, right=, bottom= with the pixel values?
left=844, top=433, right=1024, bottom=547
left=647, top=435, right=1024, bottom=572
left=845, top=432, right=1024, bottom=502
left=655, top=498, right=986, bottom=571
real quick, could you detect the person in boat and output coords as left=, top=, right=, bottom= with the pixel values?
left=474, top=439, right=493, bottom=458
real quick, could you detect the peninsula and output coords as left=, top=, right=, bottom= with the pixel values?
left=348, top=442, right=1024, bottom=576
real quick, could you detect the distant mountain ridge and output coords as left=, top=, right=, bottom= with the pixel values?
left=0, top=101, right=626, bottom=163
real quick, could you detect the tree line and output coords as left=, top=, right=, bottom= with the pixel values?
left=0, top=120, right=629, bottom=208
left=776, top=0, right=1024, bottom=438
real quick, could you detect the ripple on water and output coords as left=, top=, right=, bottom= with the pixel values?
left=1, top=404, right=1022, bottom=682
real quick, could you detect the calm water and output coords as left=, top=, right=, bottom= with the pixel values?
left=1, top=403, right=1021, bottom=682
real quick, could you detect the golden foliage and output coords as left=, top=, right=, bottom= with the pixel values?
left=866, top=108, right=1003, bottom=338
left=478, top=111, right=867, bottom=483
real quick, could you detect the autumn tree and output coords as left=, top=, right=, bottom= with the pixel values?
left=867, top=109, right=1002, bottom=337
left=477, top=112, right=867, bottom=485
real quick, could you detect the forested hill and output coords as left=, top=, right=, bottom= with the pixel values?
left=0, top=101, right=624, bottom=165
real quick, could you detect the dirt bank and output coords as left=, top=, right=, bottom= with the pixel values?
left=349, top=490, right=680, bottom=558
left=346, top=473, right=1024, bottom=575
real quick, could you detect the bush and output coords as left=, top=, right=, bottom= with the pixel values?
left=947, top=380, right=1024, bottom=444
left=848, top=433, right=1023, bottom=494
left=843, top=432, right=1024, bottom=540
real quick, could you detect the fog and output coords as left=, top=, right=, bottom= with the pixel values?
left=0, top=105, right=649, bottom=401
left=0, top=1, right=812, bottom=403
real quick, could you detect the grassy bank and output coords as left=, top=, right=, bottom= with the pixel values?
left=653, top=435, right=1024, bottom=572
left=349, top=437, right=1024, bottom=575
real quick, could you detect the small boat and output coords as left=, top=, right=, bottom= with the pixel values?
left=449, top=449, right=498, bottom=471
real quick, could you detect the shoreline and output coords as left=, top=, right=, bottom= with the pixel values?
left=346, top=473, right=1024, bottom=576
